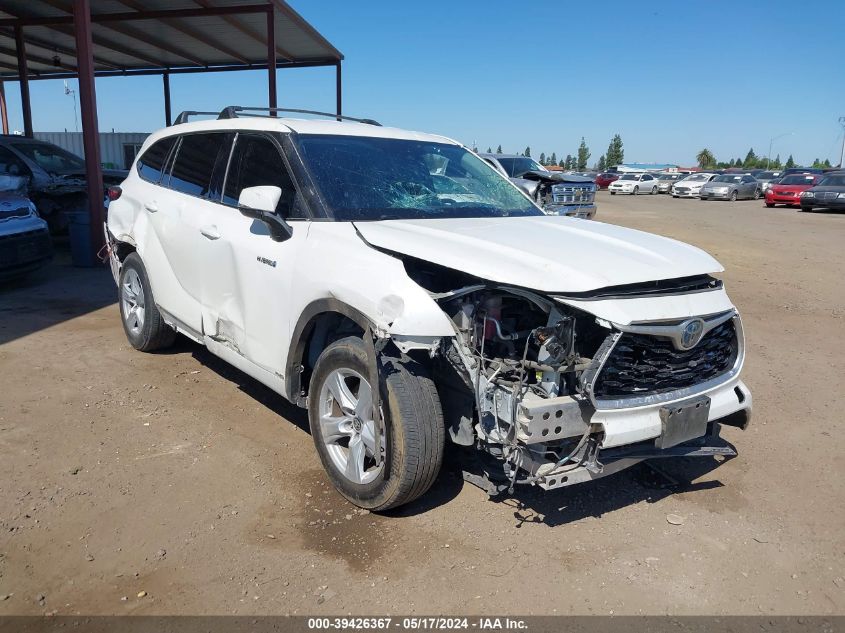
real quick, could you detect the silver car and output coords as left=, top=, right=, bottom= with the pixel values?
left=699, top=174, right=761, bottom=201
left=654, top=172, right=685, bottom=194
left=756, top=170, right=783, bottom=195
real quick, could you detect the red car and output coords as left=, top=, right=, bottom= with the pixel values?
left=595, top=172, right=619, bottom=189
left=765, top=174, right=820, bottom=208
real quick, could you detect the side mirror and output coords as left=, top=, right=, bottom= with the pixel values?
left=237, top=186, right=293, bottom=242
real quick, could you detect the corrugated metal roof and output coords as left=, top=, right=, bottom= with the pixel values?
left=0, top=0, right=342, bottom=79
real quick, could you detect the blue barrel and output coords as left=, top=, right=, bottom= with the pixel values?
left=66, top=211, right=97, bottom=267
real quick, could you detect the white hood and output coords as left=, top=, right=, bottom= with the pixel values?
left=354, top=216, right=723, bottom=293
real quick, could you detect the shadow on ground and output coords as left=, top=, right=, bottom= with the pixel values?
left=0, top=245, right=117, bottom=345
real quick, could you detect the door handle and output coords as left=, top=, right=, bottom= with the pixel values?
left=144, top=201, right=158, bottom=213
left=200, top=225, right=221, bottom=240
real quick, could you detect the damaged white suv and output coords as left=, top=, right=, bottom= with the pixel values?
left=106, top=107, right=752, bottom=511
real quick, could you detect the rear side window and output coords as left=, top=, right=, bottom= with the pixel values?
left=136, top=137, right=176, bottom=183
left=222, top=134, right=295, bottom=213
left=167, top=133, right=225, bottom=197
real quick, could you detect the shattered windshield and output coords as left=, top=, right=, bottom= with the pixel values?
left=295, top=135, right=541, bottom=221
left=11, top=142, right=86, bottom=175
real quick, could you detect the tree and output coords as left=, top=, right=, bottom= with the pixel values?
left=550, top=152, right=557, bottom=166
left=772, top=154, right=782, bottom=169
left=496, top=144, right=502, bottom=154
left=539, top=152, right=546, bottom=166
left=597, top=155, right=606, bottom=170
left=743, top=148, right=757, bottom=168
left=577, top=137, right=591, bottom=170
left=728, top=158, right=735, bottom=168
left=696, top=148, right=716, bottom=169
left=823, top=158, right=832, bottom=168
left=523, top=146, right=531, bottom=157
left=785, top=154, right=795, bottom=168
left=486, top=147, right=492, bottom=154
left=558, top=157, right=565, bottom=167
left=605, top=134, right=624, bottom=168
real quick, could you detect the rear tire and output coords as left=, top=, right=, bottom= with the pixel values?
left=119, top=253, right=176, bottom=352
left=308, top=336, right=445, bottom=511
left=800, top=206, right=814, bottom=212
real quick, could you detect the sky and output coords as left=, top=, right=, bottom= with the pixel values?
left=3, top=0, right=844, bottom=167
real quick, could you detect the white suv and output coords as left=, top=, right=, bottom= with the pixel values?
left=106, top=107, right=752, bottom=511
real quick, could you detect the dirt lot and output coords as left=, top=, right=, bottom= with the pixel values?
left=1, top=193, right=843, bottom=616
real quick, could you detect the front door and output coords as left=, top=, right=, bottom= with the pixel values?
left=199, top=132, right=307, bottom=376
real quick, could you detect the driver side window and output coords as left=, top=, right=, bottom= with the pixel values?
left=0, top=146, right=29, bottom=178
left=222, top=134, right=298, bottom=216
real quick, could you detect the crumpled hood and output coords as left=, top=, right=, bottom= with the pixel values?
left=355, top=216, right=723, bottom=293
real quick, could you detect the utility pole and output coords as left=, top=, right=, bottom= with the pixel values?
left=767, top=132, right=792, bottom=169
left=839, top=116, right=845, bottom=168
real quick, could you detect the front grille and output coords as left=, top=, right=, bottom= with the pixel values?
left=551, top=184, right=595, bottom=204
left=0, top=228, right=52, bottom=267
left=593, top=320, right=738, bottom=399
left=0, top=207, right=30, bottom=219
left=675, top=187, right=689, bottom=194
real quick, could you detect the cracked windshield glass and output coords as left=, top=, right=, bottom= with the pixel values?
left=295, top=135, right=541, bottom=221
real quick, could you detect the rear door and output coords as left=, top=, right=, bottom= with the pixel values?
left=147, top=132, right=228, bottom=333
left=199, top=131, right=307, bottom=374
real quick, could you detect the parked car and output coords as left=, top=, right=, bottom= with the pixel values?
left=106, top=106, right=751, bottom=511
left=780, top=167, right=823, bottom=177
left=699, top=174, right=760, bottom=201
left=0, top=174, right=52, bottom=280
left=765, top=174, right=820, bottom=208
left=608, top=173, right=658, bottom=195
left=0, top=135, right=127, bottom=232
left=595, top=172, right=619, bottom=189
left=654, top=173, right=684, bottom=194
left=755, top=170, right=784, bottom=195
left=481, top=153, right=596, bottom=219
left=799, top=171, right=845, bottom=212
left=672, top=173, right=718, bottom=198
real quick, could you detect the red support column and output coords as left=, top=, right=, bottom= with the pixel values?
left=266, top=8, right=277, bottom=114
left=0, top=81, right=9, bottom=134
left=335, top=61, right=342, bottom=120
left=14, top=26, right=33, bottom=137
left=163, top=72, right=172, bottom=126
left=73, top=0, right=105, bottom=260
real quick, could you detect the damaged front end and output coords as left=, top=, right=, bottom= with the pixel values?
left=513, top=171, right=597, bottom=220
left=403, top=260, right=750, bottom=494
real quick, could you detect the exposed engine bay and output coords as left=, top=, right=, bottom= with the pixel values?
left=399, top=256, right=747, bottom=494
left=433, top=285, right=609, bottom=491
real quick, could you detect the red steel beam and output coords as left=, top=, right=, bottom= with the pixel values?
left=72, top=0, right=105, bottom=260
left=14, top=26, right=33, bottom=136
left=267, top=8, right=276, bottom=114
left=335, top=61, right=341, bottom=120
left=0, top=4, right=272, bottom=27
left=0, top=81, right=9, bottom=134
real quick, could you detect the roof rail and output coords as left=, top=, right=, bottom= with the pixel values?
left=173, top=111, right=221, bottom=125
left=217, top=106, right=381, bottom=126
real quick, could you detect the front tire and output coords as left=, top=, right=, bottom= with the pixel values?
left=633, top=186, right=639, bottom=195
left=651, top=186, right=657, bottom=194
left=730, top=190, right=738, bottom=202
left=753, top=188, right=761, bottom=200
left=119, top=253, right=176, bottom=352
left=765, top=202, right=775, bottom=208
left=308, top=337, right=445, bottom=511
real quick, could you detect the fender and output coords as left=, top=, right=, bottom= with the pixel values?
left=285, top=298, right=374, bottom=405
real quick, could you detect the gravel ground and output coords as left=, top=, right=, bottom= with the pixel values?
left=0, top=193, right=843, bottom=616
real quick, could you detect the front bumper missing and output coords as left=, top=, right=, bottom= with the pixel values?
left=543, top=203, right=597, bottom=219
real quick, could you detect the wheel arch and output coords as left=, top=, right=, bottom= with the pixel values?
left=286, top=299, right=374, bottom=406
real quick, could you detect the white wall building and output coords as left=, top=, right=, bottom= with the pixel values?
left=34, top=131, right=150, bottom=170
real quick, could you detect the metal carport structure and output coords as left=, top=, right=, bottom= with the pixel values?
left=0, top=0, right=343, bottom=256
